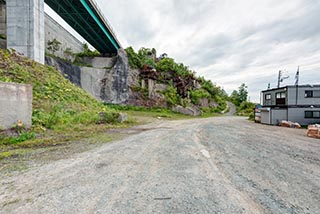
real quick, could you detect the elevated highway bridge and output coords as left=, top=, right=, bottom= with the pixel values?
left=4, top=0, right=121, bottom=63
left=45, top=0, right=121, bottom=55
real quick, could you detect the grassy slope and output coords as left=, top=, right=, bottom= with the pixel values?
left=0, top=49, right=220, bottom=162
left=0, top=49, right=119, bottom=147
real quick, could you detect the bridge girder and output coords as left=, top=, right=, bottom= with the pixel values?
left=45, top=0, right=121, bottom=55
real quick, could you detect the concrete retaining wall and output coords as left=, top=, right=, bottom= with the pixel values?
left=45, top=13, right=84, bottom=59
left=80, top=56, right=116, bottom=68
left=0, top=82, right=33, bottom=129
left=45, top=49, right=129, bottom=104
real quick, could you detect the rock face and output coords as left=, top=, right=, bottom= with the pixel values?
left=198, top=98, right=217, bottom=108
left=45, top=49, right=129, bottom=104
left=45, top=57, right=82, bottom=86
left=172, top=105, right=202, bottom=116
left=100, top=49, right=129, bottom=104
left=126, top=73, right=168, bottom=108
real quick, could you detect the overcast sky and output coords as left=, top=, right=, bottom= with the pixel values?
left=46, top=0, right=320, bottom=102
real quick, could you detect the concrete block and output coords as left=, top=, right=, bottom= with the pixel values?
left=0, top=82, right=33, bottom=129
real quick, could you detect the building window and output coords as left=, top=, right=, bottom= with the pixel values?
left=305, top=91, right=313, bottom=97
left=265, top=94, right=271, bottom=100
left=305, top=90, right=320, bottom=98
left=305, top=111, right=320, bottom=118
left=276, top=92, right=286, bottom=98
left=275, top=92, right=286, bottom=105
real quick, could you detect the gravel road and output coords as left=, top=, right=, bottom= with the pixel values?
left=226, top=102, right=236, bottom=116
left=1, top=117, right=319, bottom=213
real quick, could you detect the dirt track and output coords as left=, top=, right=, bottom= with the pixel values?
left=1, top=117, right=319, bottom=213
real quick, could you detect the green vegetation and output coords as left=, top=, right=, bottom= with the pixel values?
left=125, top=47, right=228, bottom=113
left=76, top=43, right=100, bottom=58
left=237, top=101, right=255, bottom=118
left=230, top=83, right=248, bottom=106
left=63, top=47, right=75, bottom=59
left=0, top=34, right=6, bottom=40
left=105, top=104, right=218, bottom=120
left=47, top=38, right=61, bottom=55
left=125, top=47, right=143, bottom=69
left=190, top=89, right=210, bottom=105
left=0, top=49, right=118, bottom=147
left=163, top=84, right=180, bottom=107
left=230, top=83, right=255, bottom=118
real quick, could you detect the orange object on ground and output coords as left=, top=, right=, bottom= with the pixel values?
left=307, top=125, right=320, bottom=139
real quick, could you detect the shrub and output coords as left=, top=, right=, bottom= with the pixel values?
left=125, top=47, right=142, bottom=69
left=163, top=85, right=180, bottom=107
left=76, top=43, right=100, bottom=57
left=237, top=101, right=255, bottom=116
left=190, top=89, right=210, bottom=105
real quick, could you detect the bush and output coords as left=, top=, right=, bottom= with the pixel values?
left=163, top=85, right=180, bottom=107
left=190, top=89, right=210, bottom=105
left=125, top=47, right=142, bottom=69
left=237, top=101, right=255, bottom=116
left=96, top=111, right=119, bottom=124
left=76, top=43, right=100, bottom=57
left=0, top=132, right=35, bottom=145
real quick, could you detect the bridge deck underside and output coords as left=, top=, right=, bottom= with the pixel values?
left=45, top=0, right=119, bottom=55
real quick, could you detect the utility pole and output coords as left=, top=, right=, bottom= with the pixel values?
left=277, top=70, right=289, bottom=88
left=294, top=66, right=300, bottom=86
left=277, top=70, right=282, bottom=88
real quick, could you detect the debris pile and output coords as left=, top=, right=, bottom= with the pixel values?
left=307, top=124, right=320, bottom=139
left=279, top=120, right=301, bottom=129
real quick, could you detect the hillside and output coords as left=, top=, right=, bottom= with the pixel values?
left=0, top=49, right=118, bottom=144
left=125, top=47, right=228, bottom=114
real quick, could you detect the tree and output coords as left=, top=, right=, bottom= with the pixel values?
left=230, top=90, right=240, bottom=106
left=238, top=83, right=248, bottom=103
left=47, top=38, right=61, bottom=55
left=230, top=83, right=248, bottom=106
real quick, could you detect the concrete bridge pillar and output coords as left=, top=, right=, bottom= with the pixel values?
left=0, top=1, right=6, bottom=49
left=6, top=0, right=45, bottom=64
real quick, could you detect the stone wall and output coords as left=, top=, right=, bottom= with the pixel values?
left=0, top=82, right=33, bottom=129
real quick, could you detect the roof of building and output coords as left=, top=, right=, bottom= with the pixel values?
left=262, top=84, right=320, bottom=93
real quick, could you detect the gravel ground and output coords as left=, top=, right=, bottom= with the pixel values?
left=225, top=102, right=236, bottom=116
left=0, top=117, right=319, bottom=213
